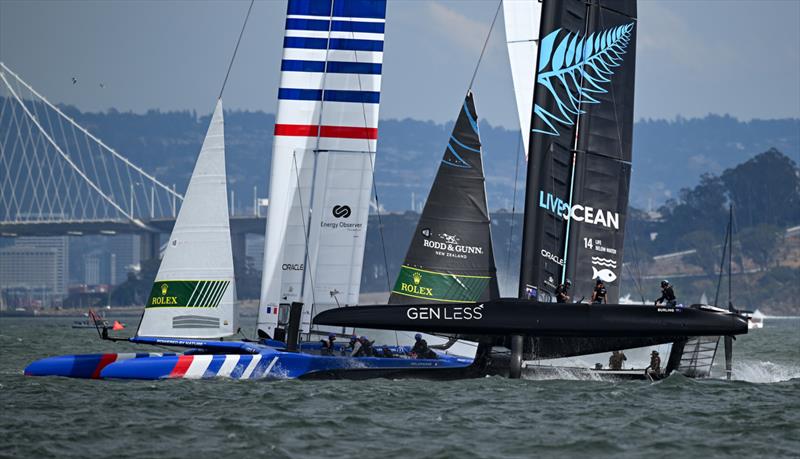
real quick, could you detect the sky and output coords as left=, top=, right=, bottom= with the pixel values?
left=1, top=0, right=798, bottom=129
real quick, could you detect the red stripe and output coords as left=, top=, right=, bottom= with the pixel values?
left=274, top=124, right=378, bottom=140
left=91, top=353, right=118, bottom=379
left=169, top=355, right=194, bottom=379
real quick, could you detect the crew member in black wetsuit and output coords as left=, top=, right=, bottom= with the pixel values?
left=355, top=336, right=374, bottom=357
left=646, top=350, right=662, bottom=378
left=411, top=333, right=437, bottom=359
left=608, top=350, right=627, bottom=370
left=345, top=335, right=359, bottom=356
left=655, top=280, right=677, bottom=306
left=555, top=280, right=572, bottom=303
left=591, top=279, right=607, bottom=304
left=320, top=333, right=336, bottom=356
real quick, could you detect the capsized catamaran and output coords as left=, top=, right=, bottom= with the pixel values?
left=314, top=0, right=750, bottom=379
left=25, top=0, right=474, bottom=381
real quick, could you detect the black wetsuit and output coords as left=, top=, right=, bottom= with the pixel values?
left=592, top=285, right=607, bottom=304
left=411, top=339, right=436, bottom=359
left=320, top=339, right=335, bottom=356
left=656, top=286, right=677, bottom=306
left=555, top=284, right=570, bottom=303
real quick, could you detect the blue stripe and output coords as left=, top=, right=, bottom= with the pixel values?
left=203, top=355, right=226, bottom=378
left=332, top=20, right=385, bottom=34
left=281, top=60, right=381, bottom=75
left=327, top=61, right=382, bottom=74
left=286, top=18, right=385, bottom=34
left=286, top=18, right=330, bottom=31
left=444, top=144, right=472, bottom=168
left=284, top=36, right=328, bottom=50
left=463, top=100, right=480, bottom=134
left=324, top=89, right=380, bottom=103
left=287, top=0, right=386, bottom=20
left=230, top=355, right=253, bottom=379
left=329, top=38, right=383, bottom=51
left=279, top=88, right=322, bottom=101
left=281, top=60, right=326, bottom=72
left=450, top=135, right=481, bottom=153
left=279, top=88, right=380, bottom=104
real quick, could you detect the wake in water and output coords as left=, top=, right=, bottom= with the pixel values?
left=725, top=360, right=800, bottom=384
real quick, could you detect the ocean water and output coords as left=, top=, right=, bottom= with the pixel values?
left=1, top=317, right=798, bottom=458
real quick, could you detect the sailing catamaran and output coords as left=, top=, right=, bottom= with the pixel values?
left=26, top=0, right=476, bottom=381
left=315, top=0, right=750, bottom=379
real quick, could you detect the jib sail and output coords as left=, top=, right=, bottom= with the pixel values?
left=389, top=92, right=499, bottom=305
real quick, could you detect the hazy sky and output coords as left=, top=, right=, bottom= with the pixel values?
left=1, top=0, right=798, bottom=129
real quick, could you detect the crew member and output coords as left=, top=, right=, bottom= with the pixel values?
left=655, top=280, right=677, bottom=306
left=354, top=336, right=374, bottom=357
left=320, top=333, right=336, bottom=356
left=591, top=279, right=607, bottom=304
left=555, top=280, right=572, bottom=303
left=346, top=335, right=360, bottom=357
left=646, top=350, right=662, bottom=378
left=410, top=333, right=437, bottom=359
left=608, top=350, right=627, bottom=370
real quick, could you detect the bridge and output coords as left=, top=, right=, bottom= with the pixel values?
left=0, top=62, right=265, bottom=265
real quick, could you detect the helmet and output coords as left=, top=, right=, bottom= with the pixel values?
left=328, top=333, right=336, bottom=339
left=651, top=350, right=659, bottom=355
left=350, top=335, right=357, bottom=341
left=360, top=336, right=368, bottom=341
left=596, top=279, right=603, bottom=285
left=565, top=279, right=572, bottom=286
left=661, top=280, right=669, bottom=287
left=414, top=333, right=422, bottom=340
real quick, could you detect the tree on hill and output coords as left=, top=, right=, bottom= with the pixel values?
left=722, top=148, right=800, bottom=228
left=739, top=224, right=783, bottom=271
left=680, top=230, right=721, bottom=276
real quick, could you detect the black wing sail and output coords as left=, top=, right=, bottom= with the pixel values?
left=389, top=92, right=500, bottom=304
left=520, top=0, right=637, bottom=304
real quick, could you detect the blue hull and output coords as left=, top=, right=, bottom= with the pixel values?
left=24, top=339, right=474, bottom=381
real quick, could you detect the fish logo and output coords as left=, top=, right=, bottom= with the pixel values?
left=412, top=272, right=422, bottom=285
left=592, top=267, right=617, bottom=284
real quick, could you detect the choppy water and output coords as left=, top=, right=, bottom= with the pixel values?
left=1, top=317, right=798, bottom=458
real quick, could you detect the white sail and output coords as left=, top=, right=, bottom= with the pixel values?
left=138, top=100, right=237, bottom=338
left=503, top=0, right=542, bottom=155
left=258, top=0, right=387, bottom=336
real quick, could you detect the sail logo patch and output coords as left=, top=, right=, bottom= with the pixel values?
left=592, top=267, right=617, bottom=284
left=591, top=256, right=616, bottom=268
left=146, top=280, right=229, bottom=308
left=392, top=266, right=490, bottom=302
left=422, top=233, right=484, bottom=259
left=541, top=249, right=564, bottom=266
left=332, top=205, right=351, bottom=218
left=539, top=191, right=620, bottom=229
left=532, top=22, right=635, bottom=136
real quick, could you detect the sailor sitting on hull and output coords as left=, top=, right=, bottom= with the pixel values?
left=320, top=333, right=336, bottom=356
left=591, top=279, right=607, bottom=304
left=555, top=280, right=571, bottom=303
left=646, top=350, right=662, bottom=378
left=411, top=333, right=437, bottom=359
left=655, top=280, right=677, bottom=307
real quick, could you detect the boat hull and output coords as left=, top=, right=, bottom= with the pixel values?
left=24, top=345, right=474, bottom=381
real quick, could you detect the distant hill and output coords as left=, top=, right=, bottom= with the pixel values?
left=39, top=102, right=799, bottom=212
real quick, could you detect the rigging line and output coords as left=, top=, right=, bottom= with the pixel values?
left=348, top=22, right=392, bottom=293
left=292, top=151, right=317, bottom=327
left=713, top=217, right=730, bottom=307
left=505, top=133, right=523, bottom=279
left=468, top=0, right=502, bottom=90
left=219, top=0, right=255, bottom=100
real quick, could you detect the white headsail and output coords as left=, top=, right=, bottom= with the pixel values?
left=503, top=0, right=542, bottom=155
left=137, top=100, right=237, bottom=338
left=258, top=0, right=388, bottom=337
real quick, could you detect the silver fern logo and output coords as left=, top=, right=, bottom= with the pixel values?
left=533, top=22, right=635, bottom=136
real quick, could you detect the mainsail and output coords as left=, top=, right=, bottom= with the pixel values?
left=502, top=0, right=542, bottom=155
left=519, top=0, right=637, bottom=304
left=389, top=93, right=499, bottom=305
left=138, top=100, right=237, bottom=338
left=258, top=0, right=387, bottom=337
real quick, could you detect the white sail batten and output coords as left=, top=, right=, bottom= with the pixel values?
left=138, top=100, right=237, bottom=338
left=503, top=0, right=541, bottom=155
left=258, top=0, right=388, bottom=337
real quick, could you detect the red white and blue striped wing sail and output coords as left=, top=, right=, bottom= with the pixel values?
left=259, top=0, right=387, bottom=336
